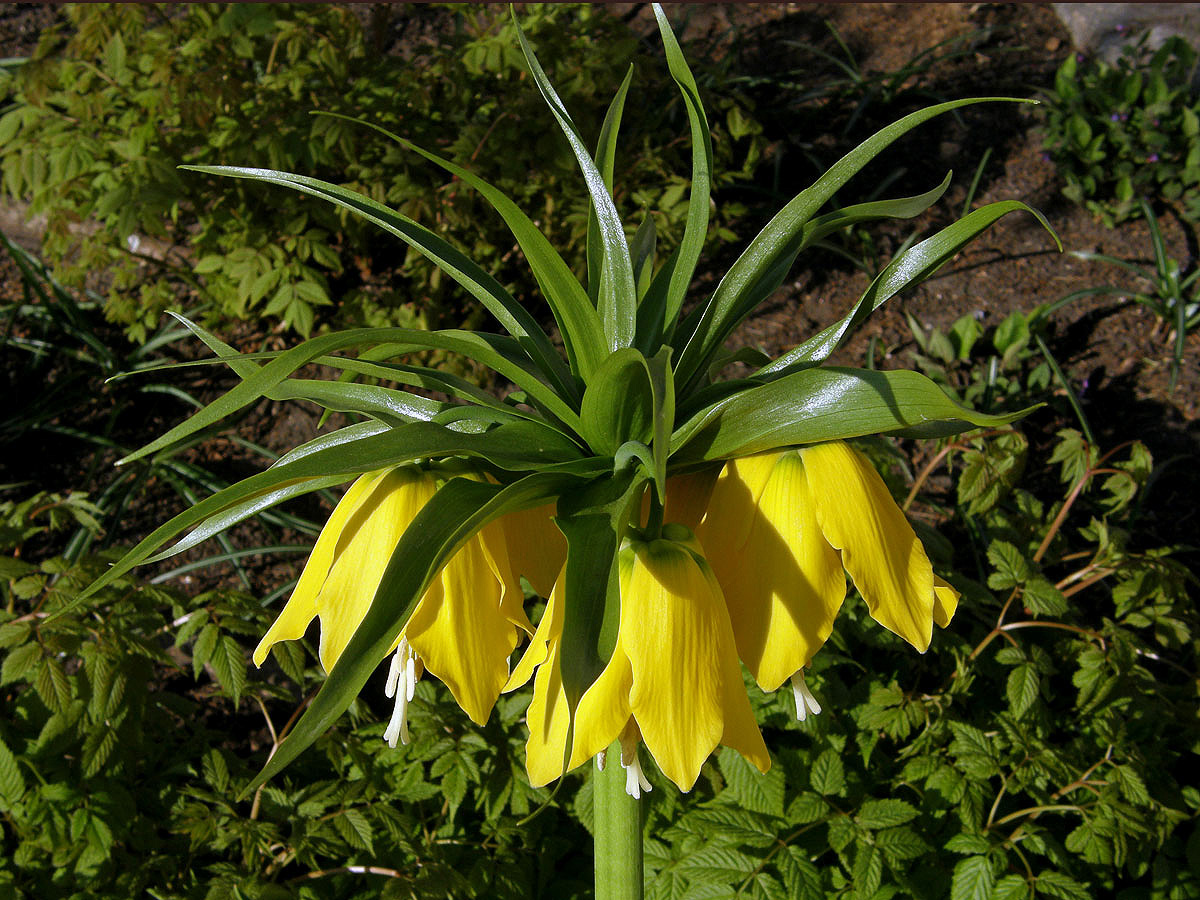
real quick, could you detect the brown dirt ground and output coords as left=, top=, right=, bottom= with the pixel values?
left=2, top=3, right=1197, bottom=597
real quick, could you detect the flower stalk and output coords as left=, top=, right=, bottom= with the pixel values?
left=594, top=741, right=644, bottom=900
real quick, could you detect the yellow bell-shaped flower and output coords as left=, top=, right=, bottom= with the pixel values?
left=695, top=441, right=959, bottom=697
left=513, top=526, right=770, bottom=793
left=253, top=465, right=564, bottom=741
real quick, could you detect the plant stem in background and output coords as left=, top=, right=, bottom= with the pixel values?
left=594, top=741, right=644, bottom=900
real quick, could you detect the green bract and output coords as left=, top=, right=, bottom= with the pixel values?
left=80, top=6, right=1058, bottom=792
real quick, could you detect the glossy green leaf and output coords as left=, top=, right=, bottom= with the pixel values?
left=74, top=420, right=599, bottom=608
left=672, top=366, right=1033, bottom=461
left=761, top=199, right=1060, bottom=374
left=181, top=164, right=577, bottom=399
left=513, top=13, right=636, bottom=353
left=652, top=3, right=712, bottom=332
left=798, top=171, right=952, bottom=249
left=588, top=66, right=633, bottom=307
left=144, top=474, right=349, bottom=564
left=579, top=348, right=655, bottom=456
left=243, top=471, right=585, bottom=795
left=673, top=97, right=1035, bottom=389
left=118, top=327, right=581, bottom=465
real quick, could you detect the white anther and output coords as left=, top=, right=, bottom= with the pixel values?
left=791, top=670, right=822, bottom=722
left=383, top=639, right=416, bottom=748
left=621, top=747, right=652, bottom=799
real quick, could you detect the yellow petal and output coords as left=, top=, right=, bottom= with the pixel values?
left=253, top=470, right=389, bottom=666
left=314, top=468, right=438, bottom=671
left=503, top=570, right=564, bottom=693
left=933, top=574, right=960, bottom=628
left=622, top=537, right=765, bottom=791
left=405, top=533, right=515, bottom=725
left=501, top=501, right=566, bottom=600
left=523, top=640, right=572, bottom=787
left=801, top=442, right=935, bottom=652
left=704, top=451, right=846, bottom=691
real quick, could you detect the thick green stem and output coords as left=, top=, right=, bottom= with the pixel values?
left=594, top=741, right=644, bottom=900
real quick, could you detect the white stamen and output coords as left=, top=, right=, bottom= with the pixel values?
left=791, top=670, right=822, bottom=722
left=383, top=639, right=417, bottom=748
left=385, top=649, right=403, bottom=698
left=621, top=747, right=652, bottom=799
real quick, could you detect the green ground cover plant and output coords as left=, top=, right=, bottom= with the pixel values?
left=1041, top=32, right=1200, bottom=226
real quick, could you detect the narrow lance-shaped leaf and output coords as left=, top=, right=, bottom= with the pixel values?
left=311, top=112, right=603, bottom=387
left=651, top=3, right=713, bottom=337
left=182, top=164, right=578, bottom=402
left=243, top=471, right=587, bottom=796
left=760, top=199, right=1060, bottom=374
left=588, top=66, right=634, bottom=306
left=118, top=326, right=582, bottom=465
left=672, top=366, right=1035, bottom=461
left=512, top=12, right=636, bottom=352
left=71, top=421, right=600, bottom=609
left=673, top=97, right=1036, bottom=390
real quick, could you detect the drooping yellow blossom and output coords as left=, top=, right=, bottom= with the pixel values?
left=694, top=441, right=959, bottom=700
left=253, top=465, right=564, bottom=740
left=512, top=526, right=770, bottom=792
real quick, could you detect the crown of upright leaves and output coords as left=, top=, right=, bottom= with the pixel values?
left=76, top=5, right=1056, bottom=792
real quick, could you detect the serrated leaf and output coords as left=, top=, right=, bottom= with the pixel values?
left=987, top=540, right=1031, bottom=590
left=1006, top=664, right=1039, bottom=717
left=0, top=734, right=25, bottom=807
left=810, top=748, right=845, bottom=796
left=945, top=833, right=991, bottom=855
left=81, top=726, right=119, bottom=778
left=951, top=856, right=995, bottom=900
left=341, top=807, right=374, bottom=856
left=992, top=874, right=1031, bottom=900
left=718, top=746, right=784, bottom=817
left=852, top=844, right=882, bottom=898
left=788, top=792, right=832, bottom=824
left=1035, top=870, right=1090, bottom=900
left=857, top=799, right=918, bottom=830
left=1, top=642, right=40, bottom=685
left=874, top=826, right=930, bottom=861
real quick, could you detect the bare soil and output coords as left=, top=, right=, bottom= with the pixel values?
left=2, top=3, right=1197, bottom=594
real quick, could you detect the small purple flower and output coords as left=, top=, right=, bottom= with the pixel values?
left=1111, top=113, right=1121, bottom=122
left=1148, top=153, right=1160, bottom=163
left=1115, top=23, right=1127, bottom=33
left=1041, top=152, right=1052, bottom=163
left=1076, top=52, right=1085, bottom=63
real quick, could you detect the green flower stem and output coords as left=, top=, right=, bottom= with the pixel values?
left=594, top=740, right=644, bottom=900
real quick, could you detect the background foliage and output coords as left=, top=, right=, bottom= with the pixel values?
left=1041, top=34, right=1200, bottom=227
left=2, top=421, right=1196, bottom=899
left=0, top=3, right=764, bottom=342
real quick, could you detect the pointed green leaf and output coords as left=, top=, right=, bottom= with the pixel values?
left=651, top=3, right=712, bottom=332
left=761, top=199, right=1060, bottom=373
left=588, top=66, right=634, bottom=306
left=554, top=472, right=645, bottom=770
left=118, top=327, right=581, bottom=465
left=73, top=421, right=601, bottom=609
left=513, top=13, right=636, bottom=352
left=674, top=97, right=1036, bottom=389
left=672, top=367, right=1034, bottom=461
